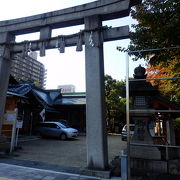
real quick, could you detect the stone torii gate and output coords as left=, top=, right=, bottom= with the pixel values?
left=0, top=0, right=140, bottom=170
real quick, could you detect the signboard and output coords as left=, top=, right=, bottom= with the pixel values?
left=57, top=85, right=75, bottom=93
left=16, top=120, right=23, bottom=129
left=7, top=114, right=16, bottom=121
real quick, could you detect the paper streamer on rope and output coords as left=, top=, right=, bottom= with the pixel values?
left=76, top=32, right=83, bottom=52
left=22, top=41, right=31, bottom=58
left=89, top=31, right=95, bottom=47
left=57, top=36, right=65, bottom=53
left=28, top=42, right=32, bottom=52
left=0, top=46, right=5, bottom=57
left=40, top=41, right=46, bottom=57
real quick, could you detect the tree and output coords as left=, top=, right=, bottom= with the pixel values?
left=129, top=0, right=180, bottom=65
left=33, top=80, right=41, bottom=88
left=146, top=59, right=180, bottom=104
left=104, top=75, right=126, bottom=133
left=118, top=0, right=180, bottom=104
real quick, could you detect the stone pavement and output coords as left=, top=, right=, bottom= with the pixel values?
left=1, top=162, right=179, bottom=180
left=0, top=163, right=119, bottom=180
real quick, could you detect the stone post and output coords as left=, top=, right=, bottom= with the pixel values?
left=84, top=15, right=108, bottom=170
left=166, top=119, right=176, bottom=145
left=0, top=32, right=15, bottom=134
left=166, top=119, right=177, bottom=159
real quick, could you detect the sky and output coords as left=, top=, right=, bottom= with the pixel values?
left=0, top=0, right=145, bottom=92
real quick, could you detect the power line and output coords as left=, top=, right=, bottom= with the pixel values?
left=129, top=46, right=180, bottom=54
left=129, top=77, right=180, bottom=81
left=117, top=46, right=180, bottom=53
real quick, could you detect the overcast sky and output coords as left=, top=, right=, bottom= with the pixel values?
left=0, top=0, right=145, bottom=91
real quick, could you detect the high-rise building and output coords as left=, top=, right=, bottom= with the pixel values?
left=10, top=52, right=46, bottom=88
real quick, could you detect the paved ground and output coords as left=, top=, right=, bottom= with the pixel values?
left=0, top=163, right=119, bottom=180
left=1, top=135, right=179, bottom=180
left=1, top=163, right=179, bottom=180
left=0, top=135, right=126, bottom=179
left=15, top=135, right=126, bottom=168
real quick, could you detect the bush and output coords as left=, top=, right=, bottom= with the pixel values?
left=174, top=118, right=180, bottom=145
left=174, top=118, right=180, bottom=135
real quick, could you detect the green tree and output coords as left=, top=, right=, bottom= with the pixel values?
left=129, top=0, right=180, bottom=65
left=118, top=0, right=180, bottom=104
left=105, top=75, right=126, bottom=133
left=33, top=80, right=41, bottom=88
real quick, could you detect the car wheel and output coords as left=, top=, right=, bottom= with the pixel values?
left=36, top=131, right=42, bottom=137
left=121, top=137, right=125, bottom=141
left=60, top=133, right=67, bottom=140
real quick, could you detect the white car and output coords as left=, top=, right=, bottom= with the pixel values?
left=121, top=124, right=135, bottom=141
left=36, top=121, right=78, bottom=140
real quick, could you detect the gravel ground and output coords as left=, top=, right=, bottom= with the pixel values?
left=16, top=135, right=126, bottom=168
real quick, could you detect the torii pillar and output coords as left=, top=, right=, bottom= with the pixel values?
left=84, top=16, right=108, bottom=169
left=0, top=32, right=15, bottom=134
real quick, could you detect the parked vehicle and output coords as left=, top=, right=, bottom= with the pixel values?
left=36, top=121, right=78, bottom=140
left=121, top=124, right=135, bottom=141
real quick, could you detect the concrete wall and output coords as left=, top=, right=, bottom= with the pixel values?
left=131, top=158, right=180, bottom=176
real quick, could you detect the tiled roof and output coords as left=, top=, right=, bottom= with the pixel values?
left=8, top=84, right=32, bottom=96
left=55, top=97, right=86, bottom=105
left=7, top=84, right=86, bottom=107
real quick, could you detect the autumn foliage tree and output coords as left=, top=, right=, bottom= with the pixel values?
left=146, top=59, right=180, bottom=104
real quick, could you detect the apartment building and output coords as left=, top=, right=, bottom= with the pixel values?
left=10, top=51, right=46, bottom=88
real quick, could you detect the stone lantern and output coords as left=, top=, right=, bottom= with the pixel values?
left=129, top=65, right=161, bottom=160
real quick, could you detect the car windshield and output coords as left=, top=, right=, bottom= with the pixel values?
left=58, top=122, right=70, bottom=128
